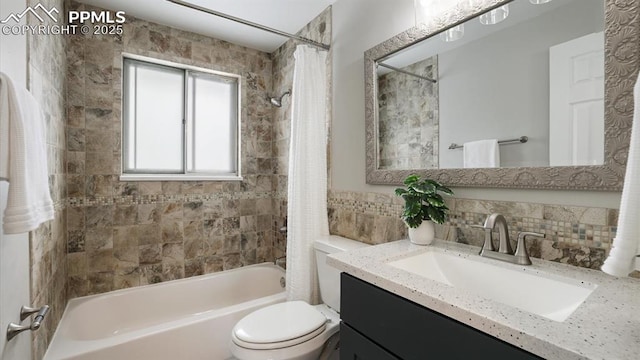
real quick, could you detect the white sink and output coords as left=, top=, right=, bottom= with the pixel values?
left=387, top=250, right=597, bottom=322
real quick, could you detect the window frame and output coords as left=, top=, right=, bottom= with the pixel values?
left=120, top=53, right=242, bottom=182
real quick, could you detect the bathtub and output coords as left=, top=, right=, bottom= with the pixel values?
left=44, top=263, right=286, bottom=360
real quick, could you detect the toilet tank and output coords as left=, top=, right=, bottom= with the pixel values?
left=314, top=235, right=369, bottom=312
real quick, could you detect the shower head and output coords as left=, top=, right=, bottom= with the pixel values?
left=269, top=90, right=291, bottom=107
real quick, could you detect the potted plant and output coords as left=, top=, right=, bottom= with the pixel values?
left=395, top=174, right=453, bottom=245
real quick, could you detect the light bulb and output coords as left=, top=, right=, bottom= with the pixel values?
left=414, top=0, right=450, bottom=26
left=479, top=4, right=510, bottom=25
left=440, top=24, right=464, bottom=42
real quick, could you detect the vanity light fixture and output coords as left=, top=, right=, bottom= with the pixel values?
left=414, top=0, right=449, bottom=27
left=479, top=4, right=509, bottom=25
left=414, top=0, right=428, bottom=27
left=440, top=25, right=464, bottom=42
left=529, top=0, right=553, bottom=4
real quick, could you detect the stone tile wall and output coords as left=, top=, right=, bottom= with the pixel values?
left=27, top=0, right=67, bottom=357
left=65, top=1, right=276, bottom=297
left=378, top=56, right=439, bottom=169
left=271, top=8, right=332, bottom=257
left=328, top=190, right=617, bottom=270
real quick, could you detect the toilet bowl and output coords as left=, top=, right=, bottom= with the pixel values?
left=229, top=235, right=368, bottom=360
left=230, top=302, right=340, bottom=360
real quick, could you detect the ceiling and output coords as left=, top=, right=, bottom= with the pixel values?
left=77, top=0, right=335, bottom=52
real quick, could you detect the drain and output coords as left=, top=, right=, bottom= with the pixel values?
left=280, top=277, right=286, bottom=288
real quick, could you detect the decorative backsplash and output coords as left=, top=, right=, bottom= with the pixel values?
left=328, top=190, right=617, bottom=270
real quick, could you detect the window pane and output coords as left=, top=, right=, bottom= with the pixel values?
left=124, top=59, right=184, bottom=173
left=187, top=72, right=238, bottom=174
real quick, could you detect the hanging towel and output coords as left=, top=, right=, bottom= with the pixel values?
left=602, top=74, right=640, bottom=277
left=286, top=45, right=329, bottom=304
left=0, top=72, right=54, bottom=234
left=463, top=139, right=500, bottom=168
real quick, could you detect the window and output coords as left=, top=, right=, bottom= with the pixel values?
left=122, top=56, right=241, bottom=180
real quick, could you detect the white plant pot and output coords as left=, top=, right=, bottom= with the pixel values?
left=408, top=221, right=435, bottom=245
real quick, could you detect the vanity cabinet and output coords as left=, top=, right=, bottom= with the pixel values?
left=340, top=273, right=542, bottom=359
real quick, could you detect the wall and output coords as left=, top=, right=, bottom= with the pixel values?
left=331, top=0, right=621, bottom=209
left=438, top=0, right=604, bottom=168
left=65, top=1, right=275, bottom=298
left=329, top=0, right=624, bottom=272
left=26, top=0, right=68, bottom=357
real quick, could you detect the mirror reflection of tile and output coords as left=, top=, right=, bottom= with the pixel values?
left=378, top=56, right=439, bottom=170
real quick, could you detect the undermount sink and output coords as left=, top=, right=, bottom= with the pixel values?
left=387, top=250, right=597, bottom=322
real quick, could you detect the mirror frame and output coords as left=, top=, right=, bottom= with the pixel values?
left=365, top=0, right=639, bottom=191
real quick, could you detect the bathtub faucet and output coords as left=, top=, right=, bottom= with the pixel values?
left=6, top=305, right=50, bottom=341
left=274, top=255, right=286, bottom=266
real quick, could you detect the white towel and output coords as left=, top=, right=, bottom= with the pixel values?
left=463, top=139, right=500, bottom=168
left=0, top=72, right=54, bottom=234
left=602, top=74, right=640, bottom=277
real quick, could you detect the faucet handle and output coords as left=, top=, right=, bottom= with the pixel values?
left=514, top=232, right=545, bottom=265
left=471, top=224, right=495, bottom=253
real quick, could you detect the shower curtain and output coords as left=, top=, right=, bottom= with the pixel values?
left=285, top=45, right=329, bottom=304
left=602, top=73, right=640, bottom=277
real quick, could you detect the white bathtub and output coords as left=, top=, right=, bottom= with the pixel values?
left=44, top=263, right=286, bottom=360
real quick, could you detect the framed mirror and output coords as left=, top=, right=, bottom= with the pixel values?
left=365, top=0, right=639, bottom=190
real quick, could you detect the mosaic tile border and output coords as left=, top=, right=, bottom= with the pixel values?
left=67, top=191, right=275, bottom=207
left=449, top=213, right=615, bottom=250
left=327, top=197, right=403, bottom=218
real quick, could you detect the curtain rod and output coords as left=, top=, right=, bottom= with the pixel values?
left=377, top=63, right=437, bottom=83
left=166, top=0, right=330, bottom=51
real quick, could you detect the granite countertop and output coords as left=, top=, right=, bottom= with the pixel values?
left=328, top=239, right=640, bottom=360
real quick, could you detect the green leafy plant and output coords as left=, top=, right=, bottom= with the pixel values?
left=395, top=174, right=454, bottom=228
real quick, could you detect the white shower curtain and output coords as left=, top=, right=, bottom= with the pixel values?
left=285, top=45, right=329, bottom=304
left=602, top=73, right=640, bottom=277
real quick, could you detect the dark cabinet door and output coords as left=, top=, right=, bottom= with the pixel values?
left=340, top=323, right=400, bottom=360
left=341, top=273, right=542, bottom=360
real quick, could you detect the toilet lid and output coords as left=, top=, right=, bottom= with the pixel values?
left=233, top=301, right=327, bottom=349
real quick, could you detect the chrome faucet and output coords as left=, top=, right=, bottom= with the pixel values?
left=477, top=213, right=545, bottom=265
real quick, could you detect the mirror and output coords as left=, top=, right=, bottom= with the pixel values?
left=365, top=0, right=638, bottom=190
left=377, top=0, right=604, bottom=170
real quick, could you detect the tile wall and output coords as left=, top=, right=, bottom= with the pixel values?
left=64, top=2, right=333, bottom=299
left=328, top=190, right=617, bottom=270
left=27, top=0, right=67, bottom=357
left=65, top=1, right=276, bottom=297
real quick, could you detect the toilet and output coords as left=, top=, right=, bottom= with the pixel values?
left=229, top=235, right=369, bottom=360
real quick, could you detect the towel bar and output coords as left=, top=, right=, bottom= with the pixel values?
left=449, top=136, right=528, bottom=150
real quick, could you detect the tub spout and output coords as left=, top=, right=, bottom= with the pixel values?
left=274, top=255, right=286, bottom=266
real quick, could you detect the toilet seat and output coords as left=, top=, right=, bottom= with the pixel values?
left=232, top=301, right=327, bottom=351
